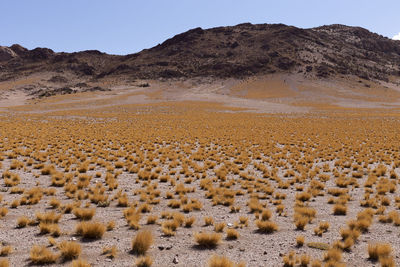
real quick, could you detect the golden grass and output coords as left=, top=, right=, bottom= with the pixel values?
left=368, top=243, right=392, bottom=261
left=136, top=256, right=153, bottom=267
left=255, top=220, right=278, bottom=233
left=75, top=221, right=106, bottom=239
left=70, top=259, right=91, bottom=267
left=0, top=259, right=8, bottom=267
left=226, top=229, right=239, bottom=240
left=30, top=245, right=59, bottom=264
left=1, top=99, right=400, bottom=265
left=16, top=216, right=29, bottom=228
left=131, top=230, right=153, bottom=255
left=73, top=208, right=95, bottom=221
left=194, top=232, right=221, bottom=248
left=296, top=235, right=305, bottom=247
left=59, top=241, right=81, bottom=260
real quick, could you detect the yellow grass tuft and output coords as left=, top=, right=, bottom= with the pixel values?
left=131, top=230, right=153, bottom=255
left=75, top=221, right=106, bottom=239
left=194, top=232, right=221, bottom=248
left=136, top=255, right=153, bottom=267
left=30, top=245, right=59, bottom=264
left=59, top=241, right=81, bottom=261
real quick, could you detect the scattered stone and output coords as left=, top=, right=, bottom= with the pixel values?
left=173, top=255, right=179, bottom=264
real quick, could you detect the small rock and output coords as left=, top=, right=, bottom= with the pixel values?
left=173, top=256, right=179, bottom=264
left=158, top=246, right=165, bottom=250
left=263, top=251, right=267, bottom=255
left=227, top=223, right=233, bottom=227
left=166, top=245, right=173, bottom=250
left=239, top=247, right=245, bottom=252
left=105, top=258, right=112, bottom=262
left=228, top=245, right=234, bottom=249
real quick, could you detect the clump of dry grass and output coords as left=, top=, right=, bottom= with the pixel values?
left=49, top=197, right=61, bottom=209
left=30, top=245, right=59, bottom=264
left=16, top=215, right=29, bottom=228
left=214, top=222, right=226, bottom=233
left=204, top=216, right=214, bottom=226
left=131, top=230, right=153, bottom=255
left=39, top=222, right=61, bottom=237
left=73, top=208, right=95, bottom=221
left=184, top=217, right=196, bottom=228
left=255, top=220, right=278, bottom=233
left=58, top=241, right=81, bottom=261
left=208, top=255, right=234, bottom=267
left=194, top=232, right=221, bottom=248
left=0, top=246, right=12, bottom=256
left=102, top=246, right=117, bottom=259
left=0, top=259, right=8, bottom=267
left=146, top=215, right=157, bottom=224
left=226, top=229, right=239, bottom=240
left=368, top=243, right=392, bottom=261
left=75, top=221, right=106, bottom=239
left=36, top=211, right=61, bottom=224
left=296, top=235, right=305, bottom=247
left=136, top=256, right=153, bottom=267
left=106, top=221, right=115, bottom=231
left=71, top=258, right=91, bottom=267
left=333, top=204, right=347, bottom=215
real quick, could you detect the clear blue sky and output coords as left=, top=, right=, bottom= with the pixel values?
left=1, top=0, right=399, bottom=55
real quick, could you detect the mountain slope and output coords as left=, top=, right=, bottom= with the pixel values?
left=1, top=23, right=400, bottom=85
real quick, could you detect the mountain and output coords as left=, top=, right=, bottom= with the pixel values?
left=1, top=23, right=400, bottom=93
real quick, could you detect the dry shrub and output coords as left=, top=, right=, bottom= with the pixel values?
left=296, top=235, right=305, bottom=247
left=36, top=211, right=61, bottom=224
left=106, top=221, right=115, bottom=231
left=146, top=215, right=157, bottom=224
left=226, top=229, right=239, bottom=240
left=30, top=245, right=59, bottom=264
left=39, top=222, right=61, bottom=236
left=0, top=259, right=8, bottom=267
left=75, top=221, right=106, bottom=239
left=194, top=232, right=221, bottom=248
left=368, top=243, right=392, bottom=261
left=214, top=222, right=226, bottom=233
left=73, top=208, right=95, bottom=221
left=333, top=204, right=347, bottom=215
left=204, top=216, right=214, bottom=226
left=255, top=220, right=278, bottom=233
left=102, top=246, right=117, bottom=259
left=131, top=230, right=153, bottom=255
left=17, top=216, right=29, bottom=228
left=136, top=255, right=153, bottom=267
left=208, top=255, right=235, bottom=267
left=59, top=241, right=81, bottom=260
left=184, top=217, right=196, bottom=228
left=0, top=207, right=8, bottom=218
left=71, top=259, right=91, bottom=267
left=0, top=246, right=12, bottom=256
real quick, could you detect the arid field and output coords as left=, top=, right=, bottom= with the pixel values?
left=0, top=79, right=399, bottom=267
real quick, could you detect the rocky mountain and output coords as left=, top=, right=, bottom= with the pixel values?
left=1, top=23, right=400, bottom=84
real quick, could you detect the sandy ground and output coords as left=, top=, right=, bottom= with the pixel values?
left=1, top=73, right=400, bottom=112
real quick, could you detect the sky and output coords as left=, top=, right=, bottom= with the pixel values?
left=1, top=0, right=400, bottom=55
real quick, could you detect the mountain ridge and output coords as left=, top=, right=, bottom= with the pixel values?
left=1, top=23, right=400, bottom=85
